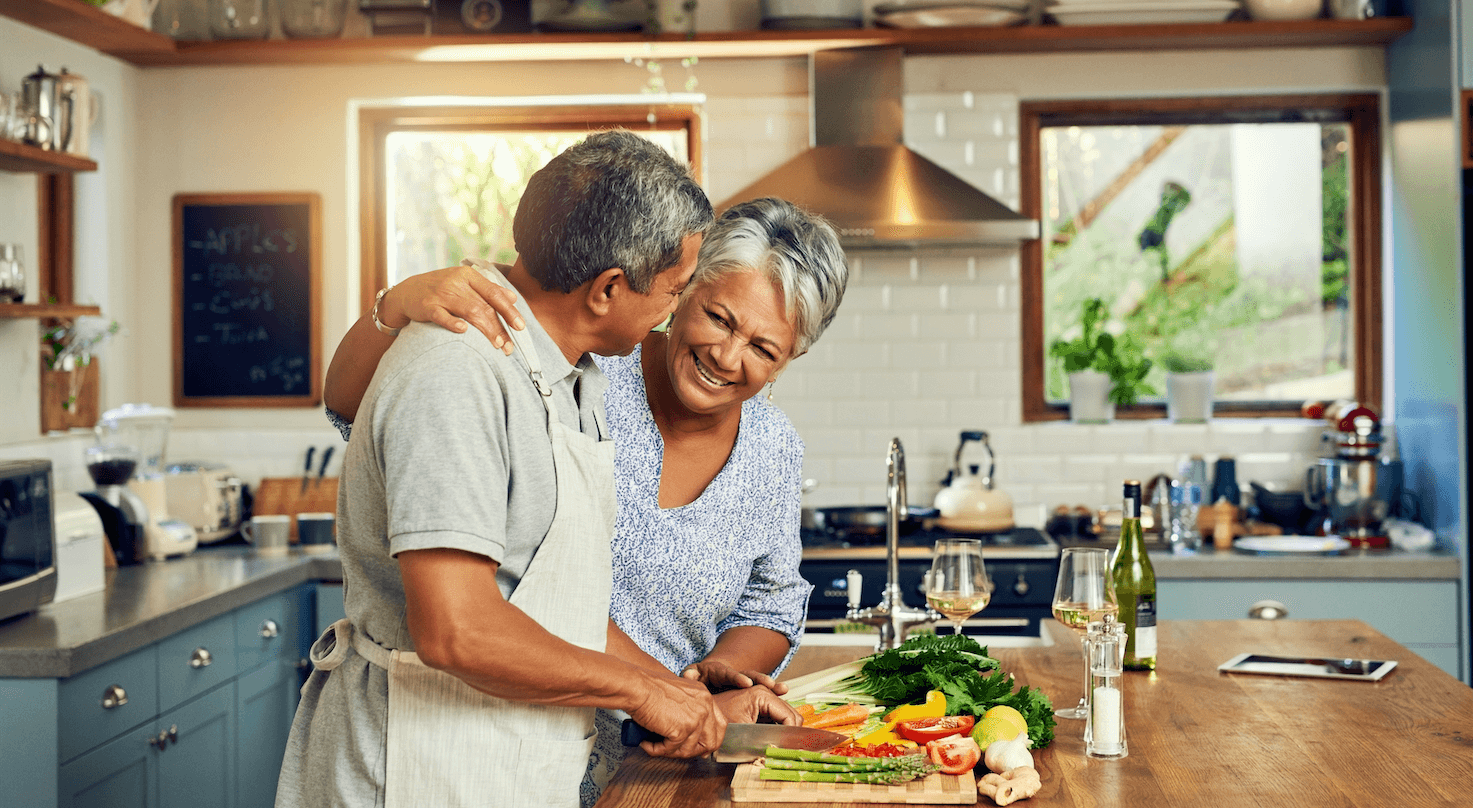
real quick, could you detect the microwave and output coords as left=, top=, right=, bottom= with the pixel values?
left=0, top=459, right=56, bottom=623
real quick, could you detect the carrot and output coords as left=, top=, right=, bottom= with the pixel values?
left=826, top=722, right=870, bottom=738
left=795, top=704, right=818, bottom=722
left=805, top=703, right=871, bottom=729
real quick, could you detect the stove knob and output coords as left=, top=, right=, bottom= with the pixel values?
left=1012, top=574, right=1030, bottom=597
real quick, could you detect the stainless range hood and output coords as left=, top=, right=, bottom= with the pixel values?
left=716, top=47, right=1039, bottom=249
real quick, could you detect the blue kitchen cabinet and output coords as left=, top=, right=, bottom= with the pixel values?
left=315, top=582, right=345, bottom=636
left=0, top=582, right=317, bottom=808
left=235, top=662, right=296, bottom=808
left=1158, top=578, right=1461, bottom=676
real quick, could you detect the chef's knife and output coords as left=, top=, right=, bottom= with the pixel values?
left=300, top=446, right=315, bottom=495
left=315, top=446, right=334, bottom=488
left=620, top=719, right=847, bottom=764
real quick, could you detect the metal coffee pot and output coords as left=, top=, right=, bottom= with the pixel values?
left=21, top=65, right=98, bottom=156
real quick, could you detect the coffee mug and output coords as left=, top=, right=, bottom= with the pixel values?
left=241, top=514, right=291, bottom=556
left=297, top=512, right=336, bottom=553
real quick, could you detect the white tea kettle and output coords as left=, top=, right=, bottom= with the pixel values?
left=933, top=430, right=1015, bottom=532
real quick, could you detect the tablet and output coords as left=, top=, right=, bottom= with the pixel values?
left=1218, top=653, right=1398, bottom=681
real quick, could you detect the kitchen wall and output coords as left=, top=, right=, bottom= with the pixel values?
left=0, top=15, right=1393, bottom=521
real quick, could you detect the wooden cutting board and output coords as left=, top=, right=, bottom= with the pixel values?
left=730, top=764, right=976, bottom=804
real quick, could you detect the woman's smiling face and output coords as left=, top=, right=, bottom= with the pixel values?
left=662, top=269, right=799, bottom=415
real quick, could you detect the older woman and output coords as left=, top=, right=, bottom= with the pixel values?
left=325, top=197, right=847, bottom=804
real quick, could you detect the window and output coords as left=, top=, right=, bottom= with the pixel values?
left=358, top=104, right=701, bottom=312
left=1019, top=95, right=1382, bottom=421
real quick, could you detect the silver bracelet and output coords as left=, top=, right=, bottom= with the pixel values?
left=372, top=287, right=401, bottom=336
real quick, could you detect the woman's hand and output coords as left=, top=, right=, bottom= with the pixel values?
left=682, top=659, right=789, bottom=696
left=713, top=686, right=803, bottom=726
left=382, top=264, right=524, bottom=355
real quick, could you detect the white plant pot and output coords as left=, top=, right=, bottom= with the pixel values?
left=1166, top=370, right=1215, bottom=423
left=1067, top=370, right=1114, bottom=423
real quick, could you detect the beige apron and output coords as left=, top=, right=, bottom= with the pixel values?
left=312, top=273, right=616, bottom=807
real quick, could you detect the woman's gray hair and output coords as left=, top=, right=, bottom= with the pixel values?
left=690, top=198, right=848, bottom=356
left=514, top=129, right=713, bottom=293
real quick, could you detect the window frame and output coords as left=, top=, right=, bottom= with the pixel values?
left=357, top=104, right=703, bottom=315
left=1019, top=93, right=1383, bottom=422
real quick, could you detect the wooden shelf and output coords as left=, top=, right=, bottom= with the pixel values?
left=0, top=2, right=1416, bottom=66
left=0, top=302, right=102, bottom=319
left=0, top=138, right=98, bottom=173
left=0, top=0, right=174, bottom=61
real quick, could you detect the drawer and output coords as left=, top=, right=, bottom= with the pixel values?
left=158, top=612, right=236, bottom=714
left=235, top=591, right=300, bottom=673
left=58, top=644, right=158, bottom=764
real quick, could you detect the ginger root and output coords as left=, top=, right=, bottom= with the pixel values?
left=978, top=766, right=1042, bottom=806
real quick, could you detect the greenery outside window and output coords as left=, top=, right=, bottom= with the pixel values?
left=358, top=104, right=701, bottom=313
left=1019, top=94, right=1382, bottom=421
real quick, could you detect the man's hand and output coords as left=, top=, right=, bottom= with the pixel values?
left=713, top=686, right=803, bottom=726
left=627, top=674, right=727, bottom=759
left=682, top=659, right=790, bottom=696
left=386, top=264, right=524, bottom=355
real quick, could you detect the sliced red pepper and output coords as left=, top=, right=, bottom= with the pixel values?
left=926, top=736, right=982, bottom=775
left=895, top=715, right=976, bottom=744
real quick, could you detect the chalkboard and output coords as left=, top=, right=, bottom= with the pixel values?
left=172, top=193, right=322, bottom=408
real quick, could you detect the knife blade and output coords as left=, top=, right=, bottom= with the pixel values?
left=315, top=446, right=334, bottom=488
left=620, top=719, right=847, bottom=764
left=300, top=446, right=315, bottom=495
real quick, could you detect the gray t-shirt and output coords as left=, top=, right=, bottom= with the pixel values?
left=276, top=285, right=609, bottom=807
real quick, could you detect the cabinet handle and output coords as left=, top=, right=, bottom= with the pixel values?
left=189, top=647, right=213, bottom=668
left=101, top=684, right=128, bottom=709
left=149, top=730, right=169, bottom=751
left=260, top=619, right=280, bottom=639
left=166, top=724, right=178, bottom=745
left=1012, top=574, right=1030, bottom=597
left=296, top=657, right=312, bottom=672
left=1248, top=600, right=1289, bottom=620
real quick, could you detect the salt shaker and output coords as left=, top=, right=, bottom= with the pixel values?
left=1085, top=617, right=1128, bottom=760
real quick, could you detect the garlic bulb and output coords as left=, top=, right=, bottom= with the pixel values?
left=984, top=733, right=1033, bottom=774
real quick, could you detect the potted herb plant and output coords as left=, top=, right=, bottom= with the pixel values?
left=1050, top=298, right=1155, bottom=423
left=1161, top=351, right=1215, bottom=423
left=40, top=316, right=118, bottom=431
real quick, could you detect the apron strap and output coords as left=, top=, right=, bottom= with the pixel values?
left=307, top=617, right=396, bottom=671
left=461, top=259, right=560, bottom=422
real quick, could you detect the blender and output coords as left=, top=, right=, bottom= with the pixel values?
left=90, top=404, right=198, bottom=560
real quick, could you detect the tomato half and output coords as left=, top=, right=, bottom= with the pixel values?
left=926, top=736, right=981, bottom=775
left=895, top=715, right=976, bottom=743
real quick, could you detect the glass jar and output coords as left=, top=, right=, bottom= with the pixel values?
left=0, top=244, right=26, bottom=303
left=280, top=0, right=346, bottom=38
left=208, top=0, right=270, bottom=40
left=153, top=0, right=212, bottom=40
left=1085, top=617, right=1128, bottom=760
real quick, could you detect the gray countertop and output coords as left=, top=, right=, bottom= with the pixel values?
left=4, top=539, right=1459, bottom=680
left=0, top=546, right=344, bottom=679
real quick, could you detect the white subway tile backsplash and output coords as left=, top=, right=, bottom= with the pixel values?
left=950, top=398, right=1009, bottom=428
left=858, top=370, right=920, bottom=399
left=829, top=341, right=891, bottom=369
left=888, top=341, right=948, bottom=369
left=916, top=313, right=976, bottom=340
left=829, top=454, right=888, bottom=485
left=860, top=313, right=919, bottom=341
left=1090, top=424, right=1157, bottom=455
left=942, top=340, right=1007, bottom=369
left=889, top=286, right=945, bottom=312
left=1006, top=455, right=1065, bottom=484
left=1030, top=424, right=1097, bottom=456
left=779, top=400, right=836, bottom=428
left=857, top=254, right=919, bottom=284
left=921, top=256, right=976, bottom=284
left=895, top=399, right=953, bottom=427
left=918, top=370, right=978, bottom=399
left=800, top=428, right=865, bottom=457
left=946, top=283, right=1011, bottom=312
left=833, top=400, right=892, bottom=427
left=904, top=91, right=975, bottom=111
left=841, top=286, right=888, bottom=313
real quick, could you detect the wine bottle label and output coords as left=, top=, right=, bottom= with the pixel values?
left=1134, top=597, right=1157, bottom=659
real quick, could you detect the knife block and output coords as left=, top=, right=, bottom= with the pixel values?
left=252, top=477, right=339, bottom=543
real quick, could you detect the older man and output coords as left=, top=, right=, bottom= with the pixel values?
left=277, top=131, right=725, bottom=807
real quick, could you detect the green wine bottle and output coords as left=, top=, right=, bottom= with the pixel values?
left=1111, top=480, right=1157, bottom=671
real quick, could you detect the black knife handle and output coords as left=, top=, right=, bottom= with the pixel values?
left=621, top=719, right=662, bottom=747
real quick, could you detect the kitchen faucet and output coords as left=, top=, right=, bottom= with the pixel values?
left=844, top=438, right=941, bottom=650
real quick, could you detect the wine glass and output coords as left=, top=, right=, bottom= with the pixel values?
left=924, top=539, right=993, bottom=635
left=1052, top=547, right=1119, bottom=719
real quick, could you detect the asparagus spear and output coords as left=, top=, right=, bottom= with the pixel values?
left=759, top=768, right=918, bottom=785
left=762, top=746, right=927, bottom=768
left=763, top=758, right=936, bottom=774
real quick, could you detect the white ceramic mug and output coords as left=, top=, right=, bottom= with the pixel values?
left=296, top=512, right=336, bottom=553
left=241, top=514, right=291, bottom=557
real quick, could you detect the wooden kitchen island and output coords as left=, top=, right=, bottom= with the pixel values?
left=596, top=619, right=1473, bottom=807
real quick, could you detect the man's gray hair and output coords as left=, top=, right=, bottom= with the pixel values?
left=690, top=198, right=848, bottom=356
left=514, top=129, right=713, bottom=293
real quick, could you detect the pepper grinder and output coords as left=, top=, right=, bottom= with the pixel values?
left=1085, top=616, right=1128, bottom=760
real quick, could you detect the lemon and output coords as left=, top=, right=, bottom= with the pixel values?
left=971, top=713, right=1024, bottom=750
left=982, top=705, right=1029, bottom=738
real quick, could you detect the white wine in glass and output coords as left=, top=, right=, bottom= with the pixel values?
left=925, top=539, right=993, bottom=635
left=1051, top=547, right=1117, bottom=719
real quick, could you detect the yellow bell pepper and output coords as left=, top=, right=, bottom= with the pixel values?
left=881, top=690, right=947, bottom=724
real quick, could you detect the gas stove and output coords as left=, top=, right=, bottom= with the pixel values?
left=799, top=525, right=1060, bottom=637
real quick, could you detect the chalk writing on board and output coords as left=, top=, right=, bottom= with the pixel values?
left=176, top=197, right=316, bottom=403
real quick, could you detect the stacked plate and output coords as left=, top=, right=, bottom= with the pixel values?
left=873, top=1, right=1033, bottom=28
left=1045, top=0, right=1241, bottom=25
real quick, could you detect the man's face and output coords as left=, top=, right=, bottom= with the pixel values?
left=598, top=233, right=702, bottom=356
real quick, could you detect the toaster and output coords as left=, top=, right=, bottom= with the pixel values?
left=165, top=462, right=244, bottom=544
